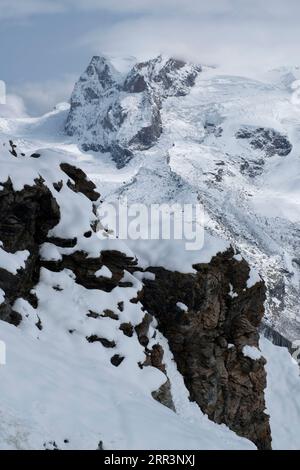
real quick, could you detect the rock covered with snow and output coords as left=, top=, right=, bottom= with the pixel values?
left=236, top=126, right=292, bottom=158
left=142, top=249, right=271, bottom=449
left=0, top=140, right=269, bottom=450
left=65, top=55, right=201, bottom=167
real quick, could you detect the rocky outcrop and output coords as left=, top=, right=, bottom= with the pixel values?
left=141, top=249, right=271, bottom=450
left=240, top=157, right=265, bottom=178
left=0, top=177, right=60, bottom=324
left=236, top=126, right=292, bottom=157
left=0, top=152, right=270, bottom=449
left=60, top=163, right=100, bottom=201
left=41, top=249, right=138, bottom=292
left=124, top=57, right=201, bottom=98
left=0, top=154, right=173, bottom=415
left=65, top=55, right=201, bottom=168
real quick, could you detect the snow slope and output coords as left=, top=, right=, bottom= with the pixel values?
left=0, top=315, right=257, bottom=450
left=261, top=336, right=300, bottom=450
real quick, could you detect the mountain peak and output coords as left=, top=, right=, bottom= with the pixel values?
left=82, top=54, right=120, bottom=88
left=65, top=54, right=202, bottom=167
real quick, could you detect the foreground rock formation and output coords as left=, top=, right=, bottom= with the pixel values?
left=0, top=147, right=271, bottom=449
left=142, top=252, right=271, bottom=449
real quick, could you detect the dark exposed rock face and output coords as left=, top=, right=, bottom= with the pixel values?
left=124, top=57, right=201, bottom=98
left=236, top=126, right=292, bottom=157
left=260, top=323, right=292, bottom=352
left=0, top=178, right=60, bottom=325
left=0, top=178, right=60, bottom=252
left=65, top=55, right=201, bottom=168
left=60, top=163, right=100, bottom=201
left=240, top=157, right=265, bottom=178
left=41, top=249, right=138, bottom=292
left=142, top=249, right=272, bottom=450
left=128, top=93, right=163, bottom=150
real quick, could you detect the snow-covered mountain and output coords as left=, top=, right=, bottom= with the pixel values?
left=0, top=55, right=300, bottom=450
left=65, top=56, right=201, bottom=168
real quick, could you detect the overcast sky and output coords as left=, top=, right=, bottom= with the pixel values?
left=1, top=0, right=300, bottom=115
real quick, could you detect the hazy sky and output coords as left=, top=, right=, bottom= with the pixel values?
left=1, top=0, right=300, bottom=115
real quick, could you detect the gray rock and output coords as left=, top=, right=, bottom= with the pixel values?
left=236, top=126, right=292, bottom=157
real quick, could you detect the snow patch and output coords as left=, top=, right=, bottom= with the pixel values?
left=0, top=244, right=29, bottom=275
left=176, top=302, right=188, bottom=312
left=242, top=345, right=262, bottom=361
left=95, top=265, right=113, bottom=279
left=247, top=267, right=261, bottom=288
left=229, top=284, right=238, bottom=298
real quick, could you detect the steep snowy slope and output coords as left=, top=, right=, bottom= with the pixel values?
left=158, top=70, right=300, bottom=341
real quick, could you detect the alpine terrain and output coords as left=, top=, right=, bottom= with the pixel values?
left=0, top=55, right=300, bottom=450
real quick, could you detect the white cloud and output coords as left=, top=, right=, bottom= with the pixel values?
left=2, top=0, right=300, bottom=20
left=10, top=75, right=76, bottom=116
left=0, top=94, right=27, bottom=118
left=2, top=0, right=300, bottom=72
left=2, top=0, right=300, bottom=108
left=78, top=11, right=300, bottom=75
left=0, top=0, right=63, bottom=20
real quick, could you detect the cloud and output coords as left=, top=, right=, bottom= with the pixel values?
left=0, top=0, right=63, bottom=20
left=78, top=8, right=300, bottom=75
left=76, top=1, right=300, bottom=75
left=0, top=94, right=27, bottom=118
left=10, top=75, right=76, bottom=116
left=2, top=0, right=300, bottom=20
left=2, top=0, right=300, bottom=112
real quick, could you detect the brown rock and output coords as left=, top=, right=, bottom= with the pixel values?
left=142, top=249, right=271, bottom=449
